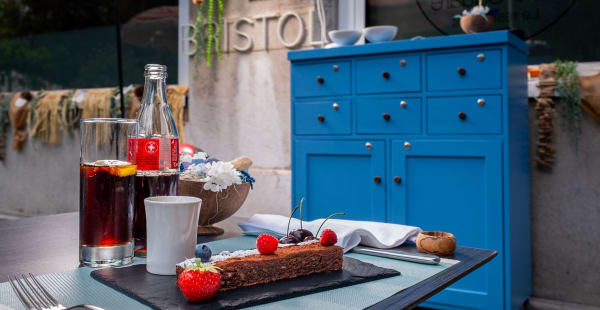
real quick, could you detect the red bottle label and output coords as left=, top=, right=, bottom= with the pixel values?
left=170, top=138, right=179, bottom=169
left=129, top=138, right=160, bottom=170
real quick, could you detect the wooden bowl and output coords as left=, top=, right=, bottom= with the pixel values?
left=416, top=231, right=457, bottom=255
left=178, top=180, right=251, bottom=235
left=460, top=15, right=495, bottom=34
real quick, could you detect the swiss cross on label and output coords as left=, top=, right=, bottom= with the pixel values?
left=128, top=138, right=160, bottom=170
left=145, top=141, right=158, bottom=155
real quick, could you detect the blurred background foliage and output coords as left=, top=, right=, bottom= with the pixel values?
left=0, top=0, right=178, bottom=92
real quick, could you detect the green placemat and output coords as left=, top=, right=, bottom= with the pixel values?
left=0, top=236, right=457, bottom=310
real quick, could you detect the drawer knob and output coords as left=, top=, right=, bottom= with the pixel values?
left=382, top=113, right=391, bottom=121
left=477, top=98, right=485, bottom=107
left=317, top=114, right=325, bottom=122
left=477, top=53, right=485, bottom=62
left=400, top=100, right=408, bottom=108
left=457, top=67, right=466, bottom=76
left=373, top=176, right=382, bottom=184
left=317, top=76, right=324, bottom=84
left=365, top=142, right=372, bottom=150
left=458, top=112, right=467, bottom=120
left=332, top=102, right=339, bottom=110
left=399, top=59, right=407, bottom=66
left=382, top=71, right=390, bottom=79
left=404, top=141, right=411, bottom=150
left=332, top=64, right=339, bottom=72
left=394, top=176, right=402, bottom=184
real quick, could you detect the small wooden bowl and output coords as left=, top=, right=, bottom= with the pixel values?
left=416, top=231, right=457, bottom=255
left=460, top=15, right=495, bottom=34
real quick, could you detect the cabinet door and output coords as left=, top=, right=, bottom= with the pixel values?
left=390, top=140, right=503, bottom=310
left=294, top=140, right=385, bottom=221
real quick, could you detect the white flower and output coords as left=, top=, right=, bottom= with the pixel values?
left=181, top=154, right=193, bottom=163
left=200, top=161, right=242, bottom=192
left=193, top=152, right=208, bottom=160
left=469, top=5, right=489, bottom=16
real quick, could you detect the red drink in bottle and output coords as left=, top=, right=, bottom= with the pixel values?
left=131, top=64, right=180, bottom=250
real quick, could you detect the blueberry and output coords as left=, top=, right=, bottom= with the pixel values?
left=195, top=245, right=212, bottom=262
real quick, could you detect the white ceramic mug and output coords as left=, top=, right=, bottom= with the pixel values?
left=144, top=196, right=202, bottom=275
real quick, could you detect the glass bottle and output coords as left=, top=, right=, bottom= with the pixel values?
left=132, top=64, right=180, bottom=250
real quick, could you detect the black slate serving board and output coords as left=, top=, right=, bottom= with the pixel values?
left=91, top=257, right=400, bottom=309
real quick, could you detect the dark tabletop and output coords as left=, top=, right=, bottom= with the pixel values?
left=0, top=212, right=496, bottom=310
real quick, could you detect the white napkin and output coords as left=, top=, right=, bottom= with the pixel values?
left=238, top=214, right=422, bottom=253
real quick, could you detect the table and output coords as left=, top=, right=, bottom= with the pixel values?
left=0, top=212, right=496, bottom=309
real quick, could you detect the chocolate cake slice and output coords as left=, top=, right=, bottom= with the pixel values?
left=176, top=241, right=344, bottom=291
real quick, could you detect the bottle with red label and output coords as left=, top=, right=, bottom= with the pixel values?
left=131, top=64, right=180, bottom=250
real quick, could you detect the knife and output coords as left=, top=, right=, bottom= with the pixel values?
left=351, top=246, right=440, bottom=265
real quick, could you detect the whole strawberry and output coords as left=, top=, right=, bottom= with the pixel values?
left=256, top=234, right=278, bottom=255
left=320, top=229, right=337, bottom=246
left=178, top=265, right=221, bottom=302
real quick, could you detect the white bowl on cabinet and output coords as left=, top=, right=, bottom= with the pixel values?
left=363, top=26, right=398, bottom=43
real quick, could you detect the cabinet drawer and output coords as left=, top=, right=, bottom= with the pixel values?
left=356, top=97, right=421, bottom=134
left=356, top=55, right=421, bottom=94
left=294, top=100, right=351, bottom=135
left=427, top=95, right=502, bottom=134
left=427, top=49, right=501, bottom=91
left=292, top=61, right=351, bottom=97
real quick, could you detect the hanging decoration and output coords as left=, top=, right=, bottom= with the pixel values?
left=554, top=60, right=583, bottom=138
left=193, top=0, right=224, bottom=69
left=0, top=93, right=14, bottom=161
left=80, top=88, right=117, bottom=120
left=27, top=90, right=71, bottom=145
left=0, top=84, right=188, bottom=160
left=534, top=64, right=557, bottom=170
left=10, top=92, right=33, bottom=151
left=167, top=85, right=189, bottom=143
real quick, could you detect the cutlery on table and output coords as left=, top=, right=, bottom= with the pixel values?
left=8, top=273, right=105, bottom=310
left=352, top=246, right=441, bottom=265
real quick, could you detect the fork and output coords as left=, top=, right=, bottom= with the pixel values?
left=8, top=273, right=105, bottom=310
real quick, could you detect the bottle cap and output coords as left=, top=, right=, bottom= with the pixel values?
left=144, top=64, right=167, bottom=78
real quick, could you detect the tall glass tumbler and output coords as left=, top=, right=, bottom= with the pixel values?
left=79, top=118, right=138, bottom=267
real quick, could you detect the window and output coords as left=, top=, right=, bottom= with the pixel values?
left=365, top=0, right=600, bottom=64
left=0, top=0, right=178, bottom=92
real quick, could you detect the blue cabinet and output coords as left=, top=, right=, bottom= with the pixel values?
left=390, top=140, right=503, bottom=309
left=294, top=140, right=385, bottom=221
left=288, top=31, right=531, bottom=310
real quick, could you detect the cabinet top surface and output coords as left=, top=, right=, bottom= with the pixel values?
left=287, top=30, right=529, bottom=61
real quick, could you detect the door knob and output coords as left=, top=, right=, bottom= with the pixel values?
left=394, top=176, right=402, bottom=184
left=400, top=100, right=407, bottom=108
left=458, top=112, right=467, bottom=120
left=332, top=64, right=339, bottom=72
left=382, top=71, right=390, bottom=79
left=399, top=59, right=406, bottom=66
left=404, top=141, right=411, bottom=150
left=477, top=53, right=485, bottom=62
left=373, top=176, right=382, bottom=184
left=382, top=113, right=391, bottom=121
left=317, top=76, right=324, bottom=84
left=317, top=114, right=325, bottom=122
left=477, top=98, right=485, bottom=107
left=365, top=142, right=372, bottom=150
left=457, top=67, right=466, bottom=76
left=332, top=102, right=339, bottom=110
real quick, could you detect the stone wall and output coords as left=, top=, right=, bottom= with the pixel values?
left=184, top=0, right=337, bottom=218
